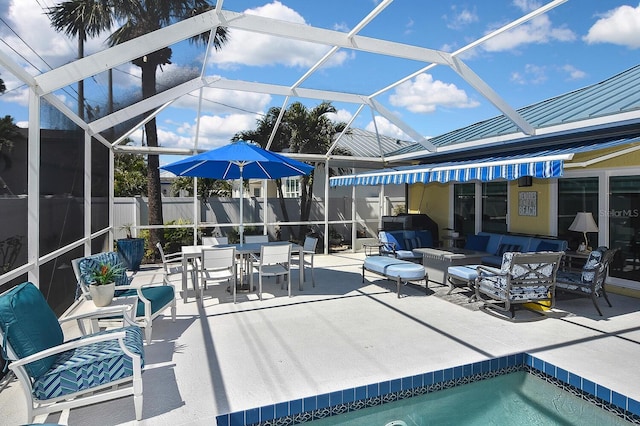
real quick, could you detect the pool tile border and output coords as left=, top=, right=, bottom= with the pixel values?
left=216, top=352, right=640, bottom=426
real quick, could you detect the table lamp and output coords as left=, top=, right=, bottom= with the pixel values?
left=568, top=212, right=599, bottom=251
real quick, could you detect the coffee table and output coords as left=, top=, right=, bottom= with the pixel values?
left=413, top=247, right=486, bottom=286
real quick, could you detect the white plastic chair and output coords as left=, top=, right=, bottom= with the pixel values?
left=292, top=236, right=318, bottom=287
left=202, top=236, right=229, bottom=245
left=156, top=242, right=193, bottom=285
left=245, top=234, right=269, bottom=244
left=254, top=243, right=292, bottom=300
left=198, top=247, right=237, bottom=303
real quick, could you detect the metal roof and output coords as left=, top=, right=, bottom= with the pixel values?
left=331, top=135, right=640, bottom=186
left=426, top=64, right=640, bottom=150
left=334, top=128, right=416, bottom=158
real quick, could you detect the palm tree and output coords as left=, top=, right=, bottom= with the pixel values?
left=48, top=0, right=229, bottom=256
left=47, top=0, right=115, bottom=120
left=235, top=101, right=348, bottom=240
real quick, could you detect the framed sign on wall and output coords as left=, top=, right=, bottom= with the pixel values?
left=518, top=191, right=537, bottom=216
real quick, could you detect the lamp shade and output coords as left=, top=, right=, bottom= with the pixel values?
left=568, top=212, right=599, bottom=233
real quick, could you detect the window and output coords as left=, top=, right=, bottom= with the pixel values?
left=557, top=177, right=599, bottom=250
left=609, top=176, right=640, bottom=281
left=283, top=177, right=300, bottom=198
left=454, top=183, right=475, bottom=236
left=481, top=182, right=507, bottom=233
left=253, top=187, right=261, bottom=197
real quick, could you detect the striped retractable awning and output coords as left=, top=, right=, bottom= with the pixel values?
left=329, top=136, right=640, bottom=187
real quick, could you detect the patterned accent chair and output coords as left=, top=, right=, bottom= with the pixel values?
left=474, top=251, right=564, bottom=319
left=555, top=247, right=618, bottom=316
left=0, top=282, right=144, bottom=422
left=72, top=251, right=176, bottom=344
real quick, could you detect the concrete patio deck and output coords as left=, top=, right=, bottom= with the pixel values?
left=2, top=252, right=640, bottom=425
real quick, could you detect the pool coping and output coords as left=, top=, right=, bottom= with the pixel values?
left=216, top=352, right=640, bottom=425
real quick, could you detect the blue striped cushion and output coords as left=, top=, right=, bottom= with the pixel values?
left=31, top=326, right=144, bottom=400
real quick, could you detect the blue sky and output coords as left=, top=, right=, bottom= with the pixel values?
left=0, top=0, right=639, bottom=163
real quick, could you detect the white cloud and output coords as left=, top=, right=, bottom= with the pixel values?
left=482, top=14, right=575, bottom=52
left=584, top=4, right=640, bottom=49
left=211, top=1, right=352, bottom=69
left=445, top=6, right=478, bottom=30
left=561, top=64, right=586, bottom=80
left=513, top=0, right=542, bottom=13
left=510, top=64, right=547, bottom=85
left=325, top=108, right=353, bottom=124
left=389, top=73, right=479, bottom=114
left=170, top=84, right=272, bottom=116
left=180, top=113, right=261, bottom=150
left=365, top=116, right=409, bottom=140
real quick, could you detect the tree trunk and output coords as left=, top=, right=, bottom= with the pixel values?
left=141, top=62, right=164, bottom=259
left=299, top=173, right=313, bottom=241
left=275, top=178, right=289, bottom=238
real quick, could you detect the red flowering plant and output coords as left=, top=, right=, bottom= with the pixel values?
left=89, top=261, right=125, bottom=286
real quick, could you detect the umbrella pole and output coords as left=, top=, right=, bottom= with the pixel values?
left=239, top=166, right=244, bottom=246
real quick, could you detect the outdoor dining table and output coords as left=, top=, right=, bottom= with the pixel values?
left=180, top=241, right=304, bottom=303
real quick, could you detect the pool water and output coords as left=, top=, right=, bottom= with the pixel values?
left=308, top=371, right=631, bottom=425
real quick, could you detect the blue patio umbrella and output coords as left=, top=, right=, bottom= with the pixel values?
left=160, top=141, right=314, bottom=244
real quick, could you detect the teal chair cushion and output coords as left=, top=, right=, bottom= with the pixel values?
left=117, top=286, right=176, bottom=317
left=78, top=252, right=130, bottom=287
left=0, top=283, right=64, bottom=379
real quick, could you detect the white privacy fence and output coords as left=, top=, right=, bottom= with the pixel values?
left=114, top=195, right=405, bottom=251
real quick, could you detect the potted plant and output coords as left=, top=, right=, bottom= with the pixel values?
left=116, top=224, right=145, bottom=271
left=88, top=261, right=124, bottom=307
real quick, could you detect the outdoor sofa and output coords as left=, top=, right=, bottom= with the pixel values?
left=378, top=229, right=435, bottom=261
left=465, top=232, right=568, bottom=267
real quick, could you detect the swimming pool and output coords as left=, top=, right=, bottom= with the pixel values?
left=215, top=353, right=640, bottom=426
left=307, top=371, right=630, bottom=425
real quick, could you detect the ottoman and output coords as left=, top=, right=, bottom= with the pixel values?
left=363, top=256, right=428, bottom=297
left=446, top=264, right=489, bottom=302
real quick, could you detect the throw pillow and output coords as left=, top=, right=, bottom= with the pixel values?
left=537, top=241, right=558, bottom=251
left=465, top=234, right=490, bottom=251
left=497, top=243, right=521, bottom=256
left=415, top=230, right=433, bottom=248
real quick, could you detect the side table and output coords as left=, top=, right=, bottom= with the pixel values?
left=563, top=250, right=590, bottom=271
left=363, top=242, right=384, bottom=257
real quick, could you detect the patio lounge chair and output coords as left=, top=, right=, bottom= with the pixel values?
left=474, top=251, right=564, bottom=320
left=73, top=252, right=176, bottom=344
left=555, top=247, right=619, bottom=316
left=0, top=282, right=144, bottom=422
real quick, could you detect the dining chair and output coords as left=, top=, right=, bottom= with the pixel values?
left=292, top=236, right=318, bottom=287
left=198, top=246, right=238, bottom=303
left=156, top=242, right=193, bottom=286
left=254, top=243, right=292, bottom=300
left=202, top=236, right=229, bottom=245
left=245, top=234, right=269, bottom=244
